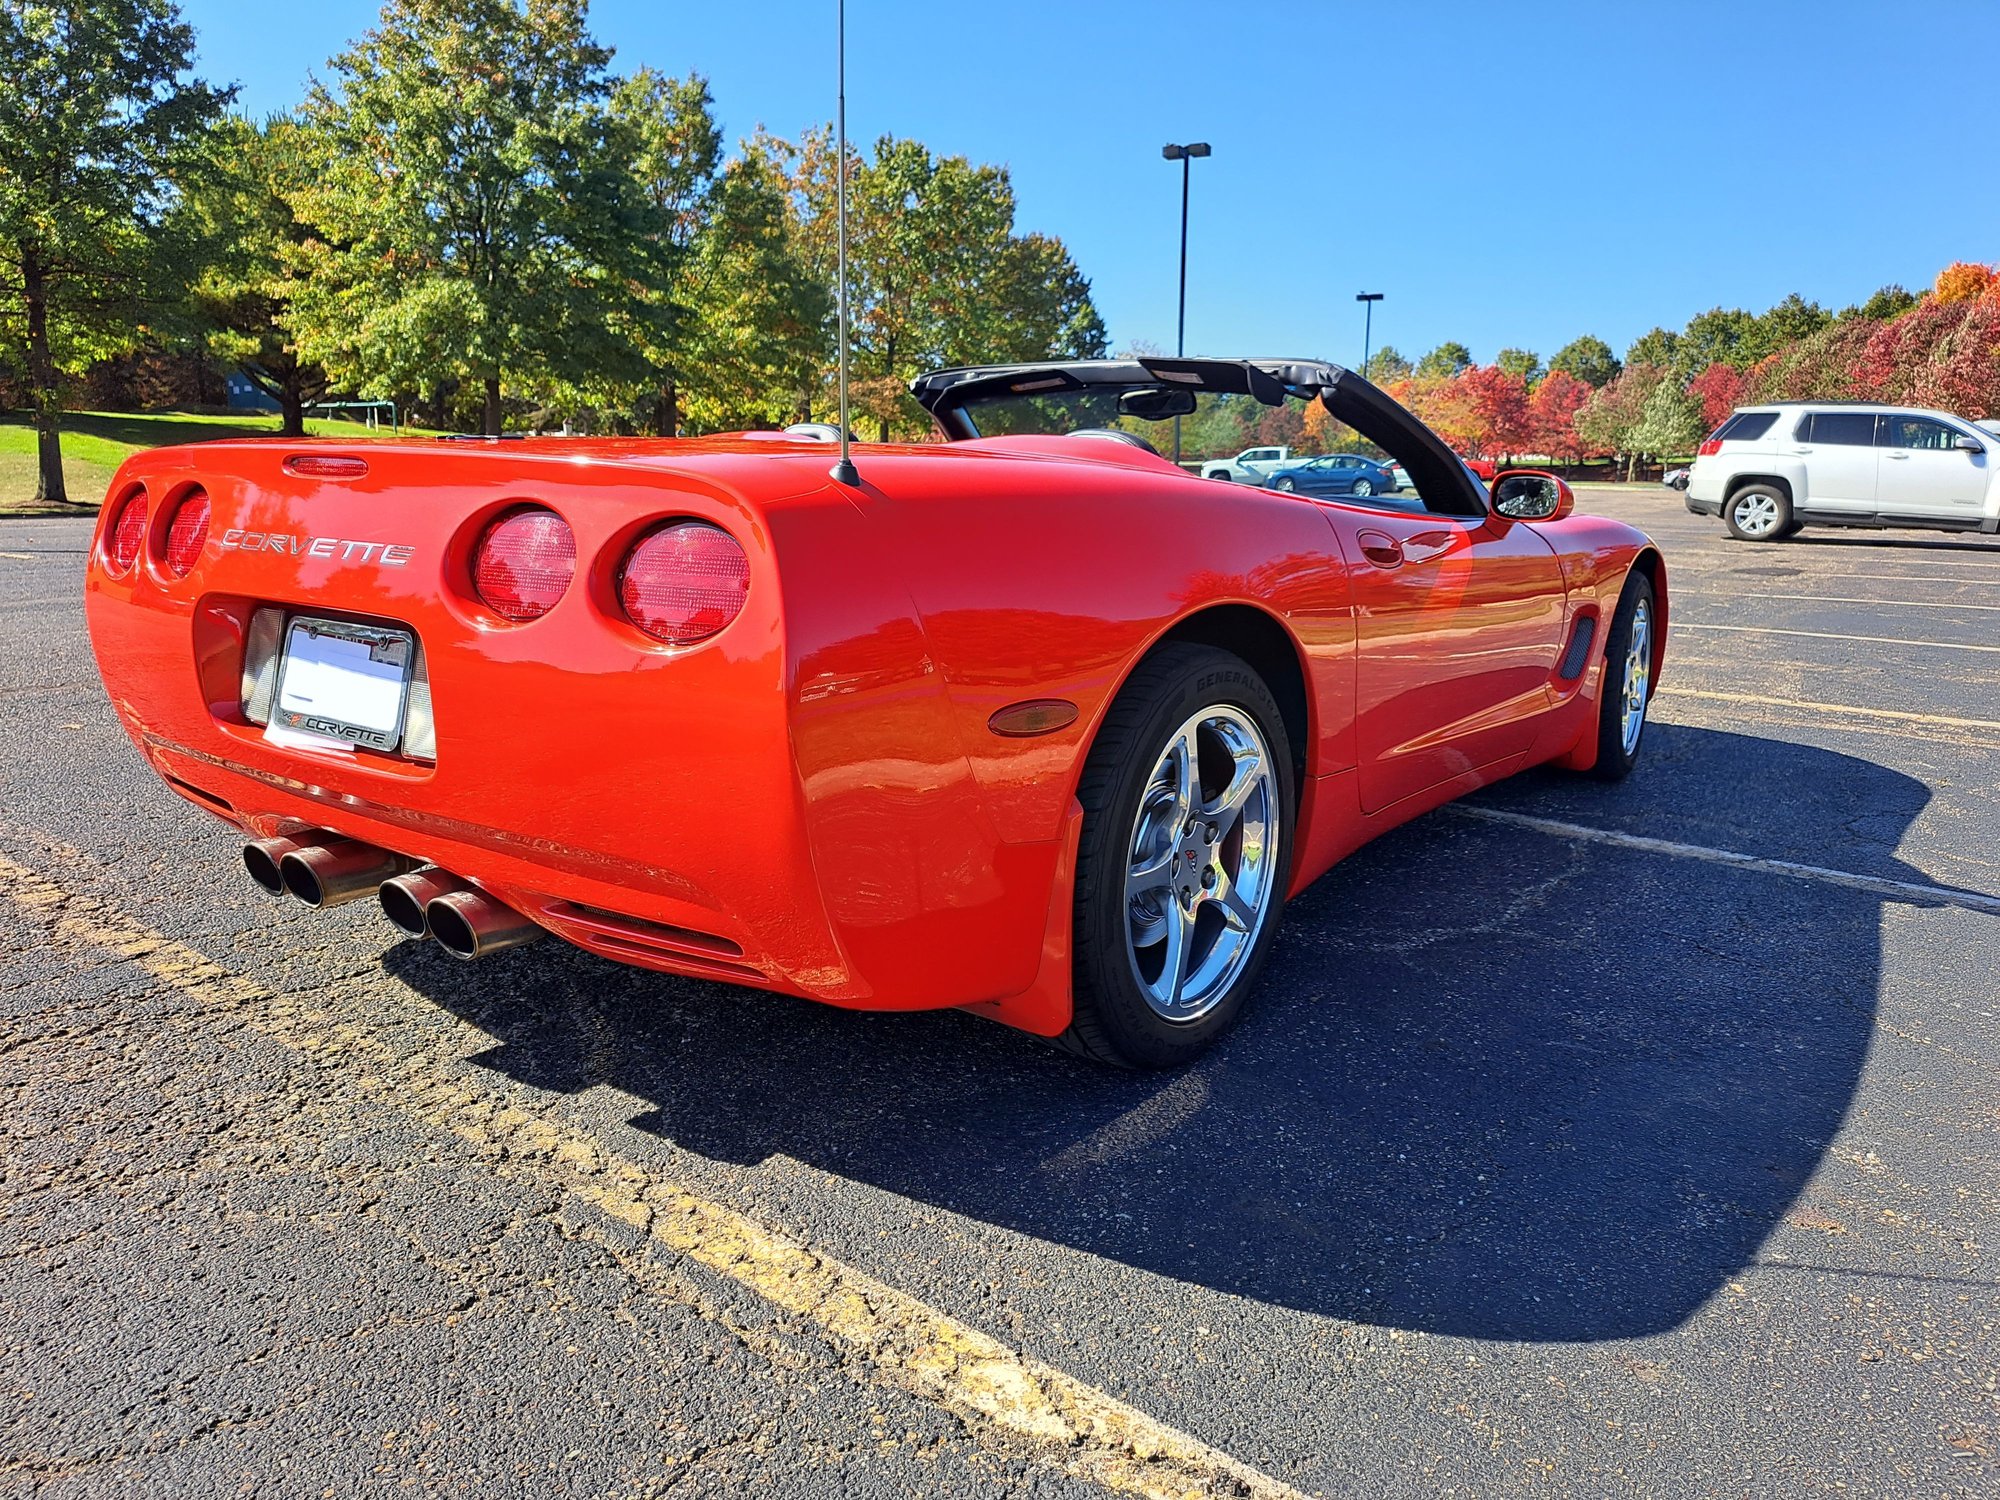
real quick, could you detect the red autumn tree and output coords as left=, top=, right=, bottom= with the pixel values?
left=1909, top=284, right=2000, bottom=418
left=1687, top=362, right=1747, bottom=430
left=1854, top=295, right=1977, bottom=404
left=1460, top=364, right=1533, bottom=459
left=1528, top=369, right=1591, bottom=462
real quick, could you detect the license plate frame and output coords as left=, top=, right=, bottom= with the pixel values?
left=272, top=615, right=415, bottom=752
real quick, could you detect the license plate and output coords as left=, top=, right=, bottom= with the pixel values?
left=273, top=617, right=414, bottom=751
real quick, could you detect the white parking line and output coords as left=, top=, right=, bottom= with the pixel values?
left=1658, top=687, right=2000, bottom=733
left=1453, top=807, right=2000, bottom=915
left=1673, top=623, right=2000, bottom=654
left=1723, top=592, right=2000, bottom=613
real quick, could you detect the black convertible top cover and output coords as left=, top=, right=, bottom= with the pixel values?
left=910, top=357, right=1488, bottom=518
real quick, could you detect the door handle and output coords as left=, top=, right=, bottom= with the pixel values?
left=1792, top=446, right=1814, bottom=454
left=1356, top=529, right=1402, bottom=569
left=1885, top=451, right=1910, bottom=459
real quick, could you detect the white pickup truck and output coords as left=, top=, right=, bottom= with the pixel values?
left=1199, top=446, right=1295, bottom=484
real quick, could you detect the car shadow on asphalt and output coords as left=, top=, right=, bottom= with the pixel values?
left=384, top=723, right=1932, bottom=1343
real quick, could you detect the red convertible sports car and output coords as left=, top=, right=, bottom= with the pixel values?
left=84, top=357, right=1665, bottom=1067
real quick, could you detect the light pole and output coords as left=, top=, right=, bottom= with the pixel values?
left=1162, top=141, right=1210, bottom=462
left=1356, top=292, right=1383, bottom=379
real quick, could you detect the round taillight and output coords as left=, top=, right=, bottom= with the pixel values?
left=471, top=507, right=574, bottom=622
left=107, top=492, right=147, bottom=573
left=164, top=489, right=211, bottom=577
left=618, top=522, right=750, bottom=646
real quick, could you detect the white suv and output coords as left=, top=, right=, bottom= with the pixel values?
left=1686, top=403, right=1998, bottom=541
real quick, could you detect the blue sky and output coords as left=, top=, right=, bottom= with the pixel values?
left=179, top=0, right=2000, bottom=370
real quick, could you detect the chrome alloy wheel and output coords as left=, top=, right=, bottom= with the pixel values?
left=1730, top=491, right=1781, bottom=537
left=1621, top=597, right=1653, bottom=755
left=1123, top=706, right=1278, bottom=1023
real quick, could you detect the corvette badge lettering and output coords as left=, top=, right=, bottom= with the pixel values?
left=217, top=529, right=415, bottom=566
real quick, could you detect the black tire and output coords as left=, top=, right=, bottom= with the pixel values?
left=1273, top=476, right=1297, bottom=492
left=1208, top=470, right=1233, bottom=482
left=1777, top=518, right=1806, bottom=539
left=1723, top=483, right=1792, bottom=542
left=1352, top=478, right=1375, bottom=498
left=1588, top=572, right=1657, bottom=782
left=1061, top=644, right=1296, bottom=1069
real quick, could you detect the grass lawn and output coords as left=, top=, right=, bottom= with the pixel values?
left=0, top=410, right=426, bottom=516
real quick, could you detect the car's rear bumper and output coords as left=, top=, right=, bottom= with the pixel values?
left=80, top=452, right=1077, bottom=1034
left=1684, top=493, right=1722, bottom=517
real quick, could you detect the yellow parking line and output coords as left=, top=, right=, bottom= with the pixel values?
left=0, top=845, right=1299, bottom=1500
left=1673, top=623, right=2000, bottom=654
left=1658, top=687, right=2000, bottom=732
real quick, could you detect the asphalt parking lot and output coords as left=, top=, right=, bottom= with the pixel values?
left=3, top=490, right=1997, bottom=1498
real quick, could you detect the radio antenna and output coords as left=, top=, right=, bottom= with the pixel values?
left=828, top=0, right=860, bottom=486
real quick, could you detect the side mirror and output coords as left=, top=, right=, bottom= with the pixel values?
left=1954, top=435, right=1985, bottom=453
left=1491, top=470, right=1574, bottom=522
left=1116, top=386, right=1198, bottom=420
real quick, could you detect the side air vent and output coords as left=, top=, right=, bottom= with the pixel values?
left=1557, top=615, right=1597, bottom=681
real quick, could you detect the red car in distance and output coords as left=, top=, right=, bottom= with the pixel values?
left=84, top=357, right=1665, bottom=1067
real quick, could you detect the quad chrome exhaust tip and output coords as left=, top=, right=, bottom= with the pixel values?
left=276, top=838, right=420, bottom=909
left=243, top=831, right=342, bottom=896
left=424, top=888, right=545, bottom=961
left=378, top=868, right=472, bottom=938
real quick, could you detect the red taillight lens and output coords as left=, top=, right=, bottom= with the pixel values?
left=284, top=454, right=370, bottom=479
left=471, top=507, right=575, bottom=622
left=164, top=489, right=211, bottom=577
left=107, top=492, right=147, bottom=573
left=618, top=522, right=750, bottom=645
left=1697, top=439, right=1723, bottom=457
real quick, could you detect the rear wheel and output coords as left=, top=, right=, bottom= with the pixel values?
left=1351, top=478, right=1375, bottom=498
left=1724, top=483, right=1791, bottom=541
left=1588, top=573, right=1656, bottom=781
left=1063, top=644, right=1295, bottom=1069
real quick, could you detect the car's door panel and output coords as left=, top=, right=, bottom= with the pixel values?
left=1877, top=415, right=1989, bottom=517
left=1318, top=503, right=1569, bottom=813
left=1792, top=410, right=1880, bottom=512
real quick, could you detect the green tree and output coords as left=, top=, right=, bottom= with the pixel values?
left=790, top=131, right=1105, bottom=438
left=1495, top=347, right=1542, bottom=383
left=1756, top=292, right=1830, bottom=352
left=604, top=66, right=721, bottom=433
left=1624, top=326, right=1680, bottom=370
left=186, top=114, right=325, bottom=436
left=294, top=0, right=669, bottom=434
left=675, top=143, right=829, bottom=432
left=1841, top=284, right=1918, bottom=322
left=1363, top=345, right=1411, bottom=383
left=1677, top=306, right=1760, bottom=375
left=1628, top=371, right=1704, bottom=470
left=1575, top=362, right=1666, bottom=479
left=1549, top=334, right=1620, bottom=388
left=0, top=0, right=231, bottom=502
left=1415, top=340, right=1472, bottom=379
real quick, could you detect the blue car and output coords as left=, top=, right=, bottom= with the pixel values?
left=1265, top=453, right=1398, bottom=498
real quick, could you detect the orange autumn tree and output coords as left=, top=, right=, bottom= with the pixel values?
left=1933, top=261, right=1998, bottom=304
